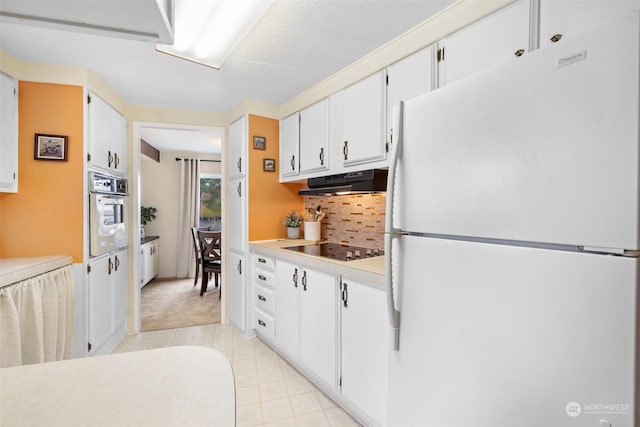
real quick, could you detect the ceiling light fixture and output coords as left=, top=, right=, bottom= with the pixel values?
left=156, top=0, right=273, bottom=69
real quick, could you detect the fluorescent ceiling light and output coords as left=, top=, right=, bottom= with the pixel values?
left=156, top=0, right=272, bottom=69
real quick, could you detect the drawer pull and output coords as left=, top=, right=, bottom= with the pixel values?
left=258, top=274, right=266, bottom=281
left=258, top=294, right=266, bottom=302
left=258, top=257, right=267, bottom=264
left=258, top=319, right=266, bottom=327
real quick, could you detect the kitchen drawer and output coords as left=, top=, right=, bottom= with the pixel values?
left=254, top=268, right=274, bottom=289
left=253, top=253, right=275, bottom=271
left=254, top=308, right=275, bottom=341
left=254, top=284, right=275, bottom=315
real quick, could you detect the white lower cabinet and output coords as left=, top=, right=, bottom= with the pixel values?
left=253, top=250, right=387, bottom=425
left=229, top=250, right=246, bottom=331
left=340, top=277, right=389, bottom=426
left=253, top=253, right=276, bottom=342
left=275, top=259, right=338, bottom=388
left=140, top=238, right=159, bottom=287
left=88, top=248, right=127, bottom=356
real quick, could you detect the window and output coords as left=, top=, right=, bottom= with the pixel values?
left=200, top=173, right=221, bottom=229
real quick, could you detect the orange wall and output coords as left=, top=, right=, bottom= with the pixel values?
left=0, top=82, right=84, bottom=262
left=248, top=114, right=303, bottom=240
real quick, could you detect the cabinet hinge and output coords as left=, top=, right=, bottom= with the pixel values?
left=87, top=342, right=92, bottom=352
left=87, top=264, right=91, bottom=274
left=87, top=94, right=91, bottom=104
left=386, top=74, right=389, bottom=85
left=13, top=88, right=16, bottom=95
left=87, top=153, right=91, bottom=162
left=437, top=47, right=445, bottom=63
left=339, top=376, right=342, bottom=388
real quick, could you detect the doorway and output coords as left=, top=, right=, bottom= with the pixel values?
left=132, top=121, right=225, bottom=333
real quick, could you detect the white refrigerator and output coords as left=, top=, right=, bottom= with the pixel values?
left=385, top=10, right=639, bottom=427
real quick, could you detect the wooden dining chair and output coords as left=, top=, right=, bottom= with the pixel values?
left=191, top=226, right=209, bottom=287
left=197, top=230, right=222, bottom=298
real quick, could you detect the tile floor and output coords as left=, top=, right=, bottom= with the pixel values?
left=113, top=324, right=361, bottom=427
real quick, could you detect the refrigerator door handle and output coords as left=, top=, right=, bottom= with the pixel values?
left=385, top=101, right=403, bottom=351
left=385, top=232, right=401, bottom=351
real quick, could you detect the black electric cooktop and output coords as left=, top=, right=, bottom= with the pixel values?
left=284, top=242, right=383, bottom=261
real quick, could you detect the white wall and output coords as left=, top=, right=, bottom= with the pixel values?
left=141, top=150, right=221, bottom=278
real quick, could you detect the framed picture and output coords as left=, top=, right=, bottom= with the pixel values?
left=253, top=135, right=266, bottom=150
left=34, top=134, right=68, bottom=161
left=263, top=158, right=276, bottom=172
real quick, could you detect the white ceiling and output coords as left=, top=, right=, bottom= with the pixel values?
left=140, top=124, right=224, bottom=154
left=0, top=0, right=455, bottom=152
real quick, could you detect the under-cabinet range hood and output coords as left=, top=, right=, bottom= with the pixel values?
left=298, top=169, right=388, bottom=196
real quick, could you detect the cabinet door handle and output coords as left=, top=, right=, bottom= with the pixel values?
left=550, top=33, right=562, bottom=43
left=237, top=259, right=242, bottom=274
left=108, top=150, right=113, bottom=167
left=342, top=282, right=348, bottom=307
left=258, top=257, right=267, bottom=264
left=114, top=152, right=120, bottom=169
left=302, top=270, right=307, bottom=291
left=114, top=254, right=120, bottom=271
left=108, top=257, right=113, bottom=275
left=290, top=155, right=296, bottom=171
left=237, top=158, right=242, bottom=173
left=293, top=268, right=298, bottom=287
left=514, top=49, right=525, bottom=57
left=237, top=182, right=242, bottom=197
left=319, top=148, right=324, bottom=166
left=258, top=319, right=266, bottom=327
left=343, top=141, right=349, bottom=160
left=258, top=274, right=266, bottom=281
left=258, top=294, right=266, bottom=302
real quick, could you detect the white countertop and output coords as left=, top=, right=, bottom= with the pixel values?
left=0, top=346, right=235, bottom=427
left=0, top=255, right=73, bottom=288
left=249, top=239, right=385, bottom=288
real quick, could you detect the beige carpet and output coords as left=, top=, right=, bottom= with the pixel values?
left=141, top=277, right=221, bottom=331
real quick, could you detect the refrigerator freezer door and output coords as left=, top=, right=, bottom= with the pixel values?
left=397, top=11, right=640, bottom=251
left=388, top=235, right=637, bottom=426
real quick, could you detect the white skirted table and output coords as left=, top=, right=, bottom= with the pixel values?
left=0, top=255, right=74, bottom=368
left=0, top=346, right=236, bottom=426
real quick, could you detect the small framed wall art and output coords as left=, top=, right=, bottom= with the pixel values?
left=253, top=135, right=266, bottom=150
left=34, top=134, right=68, bottom=161
left=263, top=158, right=276, bottom=172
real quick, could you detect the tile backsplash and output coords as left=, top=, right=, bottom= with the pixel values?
left=304, top=194, right=386, bottom=249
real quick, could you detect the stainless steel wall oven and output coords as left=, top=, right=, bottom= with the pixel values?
left=89, top=172, right=128, bottom=257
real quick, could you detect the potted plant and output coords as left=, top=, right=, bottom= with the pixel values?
left=283, top=210, right=302, bottom=239
left=140, top=206, right=157, bottom=237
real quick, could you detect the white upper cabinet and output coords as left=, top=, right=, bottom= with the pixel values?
left=386, top=47, right=434, bottom=153
left=539, top=0, right=640, bottom=48
left=0, top=73, right=18, bottom=193
left=228, top=116, right=247, bottom=179
left=279, top=112, right=299, bottom=180
left=87, top=92, right=127, bottom=176
left=299, top=98, right=330, bottom=175
left=437, top=0, right=531, bottom=88
left=330, top=71, right=387, bottom=169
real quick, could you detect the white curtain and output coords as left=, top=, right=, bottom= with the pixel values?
left=176, top=158, right=201, bottom=278
left=0, top=265, right=74, bottom=368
